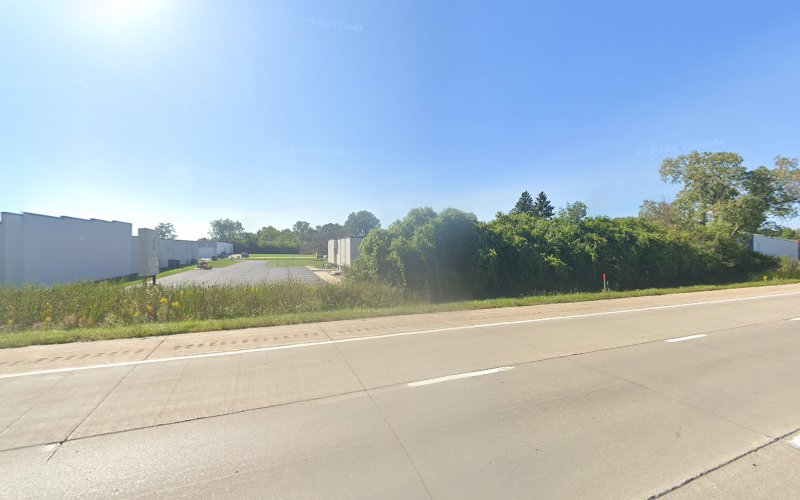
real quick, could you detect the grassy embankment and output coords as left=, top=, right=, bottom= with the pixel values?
left=1, top=277, right=798, bottom=349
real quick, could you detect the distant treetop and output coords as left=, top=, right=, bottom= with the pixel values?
left=511, top=191, right=534, bottom=214
left=344, top=210, right=381, bottom=237
left=155, top=222, right=177, bottom=240
left=532, top=191, right=555, bottom=219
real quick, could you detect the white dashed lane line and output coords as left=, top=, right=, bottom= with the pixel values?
left=664, top=334, right=707, bottom=343
left=407, top=367, right=514, bottom=387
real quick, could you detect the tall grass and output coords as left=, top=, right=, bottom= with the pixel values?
left=0, top=279, right=411, bottom=332
left=2, top=277, right=798, bottom=348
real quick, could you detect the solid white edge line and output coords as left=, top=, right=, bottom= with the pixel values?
left=408, top=366, right=514, bottom=387
left=791, top=317, right=800, bottom=321
left=664, top=334, right=707, bottom=343
left=1, top=290, right=799, bottom=380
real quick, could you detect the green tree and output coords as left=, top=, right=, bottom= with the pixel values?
left=779, top=228, right=800, bottom=239
left=155, top=222, right=177, bottom=240
left=558, top=201, right=588, bottom=224
left=292, top=220, right=311, bottom=234
left=659, top=151, right=746, bottom=224
left=532, top=191, right=555, bottom=219
left=638, top=199, right=685, bottom=227
left=344, top=210, right=381, bottom=237
left=306, top=223, right=344, bottom=256
left=658, top=152, right=800, bottom=235
left=208, top=218, right=245, bottom=242
left=511, top=191, right=534, bottom=214
left=354, top=208, right=479, bottom=301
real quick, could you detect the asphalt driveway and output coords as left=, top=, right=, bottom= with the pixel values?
left=156, top=260, right=323, bottom=287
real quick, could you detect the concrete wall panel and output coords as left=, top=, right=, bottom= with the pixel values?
left=20, top=214, right=133, bottom=285
left=753, top=234, right=799, bottom=260
left=0, top=212, right=235, bottom=285
left=1, top=213, right=25, bottom=285
left=327, top=237, right=362, bottom=269
left=158, top=239, right=198, bottom=268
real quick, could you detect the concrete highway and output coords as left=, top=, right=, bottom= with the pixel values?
left=1, top=284, right=799, bottom=499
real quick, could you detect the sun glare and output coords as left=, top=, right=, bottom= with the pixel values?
left=79, top=0, right=163, bottom=27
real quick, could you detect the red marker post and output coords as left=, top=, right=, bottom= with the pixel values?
left=602, top=273, right=607, bottom=292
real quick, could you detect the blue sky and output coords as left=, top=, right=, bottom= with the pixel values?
left=2, top=0, right=799, bottom=239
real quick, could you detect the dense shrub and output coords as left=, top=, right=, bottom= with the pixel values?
left=766, top=256, right=800, bottom=280
left=351, top=208, right=480, bottom=301
left=353, top=208, right=779, bottom=300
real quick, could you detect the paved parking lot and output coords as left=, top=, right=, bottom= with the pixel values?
left=156, top=260, right=323, bottom=287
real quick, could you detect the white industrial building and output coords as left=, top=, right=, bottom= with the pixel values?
left=327, top=237, right=363, bottom=270
left=199, top=241, right=234, bottom=259
left=0, top=212, right=232, bottom=286
left=751, top=234, right=799, bottom=260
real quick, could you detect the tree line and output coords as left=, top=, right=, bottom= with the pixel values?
left=352, top=152, right=799, bottom=301
left=202, top=210, right=381, bottom=255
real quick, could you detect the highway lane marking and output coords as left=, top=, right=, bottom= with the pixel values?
left=1, top=290, right=799, bottom=380
left=664, top=334, right=707, bottom=343
left=407, top=366, right=514, bottom=387
left=791, top=317, right=800, bottom=321
left=789, top=436, right=800, bottom=449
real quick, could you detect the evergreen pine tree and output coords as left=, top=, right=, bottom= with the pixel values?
left=511, top=191, right=535, bottom=214
left=532, top=191, right=555, bottom=218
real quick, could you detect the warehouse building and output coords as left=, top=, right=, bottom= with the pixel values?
left=751, top=234, right=799, bottom=260
left=0, top=212, right=232, bottom=286
left=199, top=241, right=234, bottom=259
left=327, top=237, right=363, bottom=270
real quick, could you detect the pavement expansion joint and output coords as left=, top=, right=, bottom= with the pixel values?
left=649, top=424, right=800, bottom=499
left=63, top=365, right=138, bottom=443
left=44, top=442, right=61, bottom=463
left=50, top=388, right=369, bottom=448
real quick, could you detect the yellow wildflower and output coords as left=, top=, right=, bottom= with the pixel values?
left=171, top=301, right=180, bottom=308
left=160, top=297, right=168, bottom=305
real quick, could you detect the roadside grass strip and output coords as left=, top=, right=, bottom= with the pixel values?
left=2, top=290, right=799, bottom=378
left=2, top=279, right=799, bottom=349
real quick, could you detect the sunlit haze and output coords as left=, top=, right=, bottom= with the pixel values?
left=2, top=0, right=799, bottom=238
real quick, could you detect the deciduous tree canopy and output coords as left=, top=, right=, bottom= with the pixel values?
left=208, top=218, right=244, bottom=242
left=651, top=152, right=800, bottom=235
left=344, top=210, right=381, bottom=237
left=155, top=222, right=177, bottom=240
